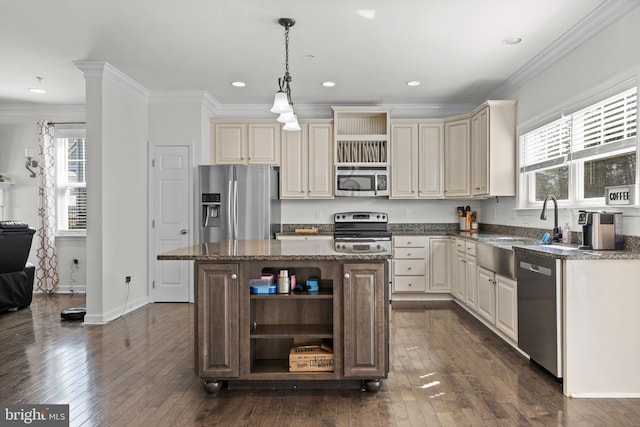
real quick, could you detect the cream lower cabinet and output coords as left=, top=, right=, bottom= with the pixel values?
left=212, top=121, right=280, bottom=165
left=429, top=238, right=449, bottom=291
left=392, top=236, right=427, bottom=293
left=453, top=239, right=476, bottom=307
left=280, top=122, right=333, bottom=199
left=495, top=274, right=517, bottom=341
left=476, top=265, right=517, bottom=342
left=477, top=266, right=496, bottom=324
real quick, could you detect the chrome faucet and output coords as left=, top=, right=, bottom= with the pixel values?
left=540, top=195, right=561, bottom=242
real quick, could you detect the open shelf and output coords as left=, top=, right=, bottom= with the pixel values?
left=250, top=290, right=333, bottom=299
left=251, top=324, right=333, bottom=338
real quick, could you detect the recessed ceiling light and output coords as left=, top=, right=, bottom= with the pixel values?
left=502, top=36, right=522, bottom=45
left=231, top=81, right=246, bottom=87
left=406, top=81, right=421, bottom=87
left=29, top=76, right=46, bottom=94
left=322, top=81, right=336, bottom=87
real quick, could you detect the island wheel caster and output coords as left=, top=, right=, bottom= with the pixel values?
left=362, top=379, right=382, bottom=393
left=202, top=379, right=223, bottom=394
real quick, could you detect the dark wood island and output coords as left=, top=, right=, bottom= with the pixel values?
left=158, top=239, right=390, bottom=394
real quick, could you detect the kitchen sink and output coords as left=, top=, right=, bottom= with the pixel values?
left=476, top=238, right=539, bottom=279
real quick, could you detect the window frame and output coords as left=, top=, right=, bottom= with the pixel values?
left=54, top=127, right=87, bottom=237
left=518, top=86, right=638, bottom=210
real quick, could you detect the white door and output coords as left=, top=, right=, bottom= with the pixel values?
left=150, top=143, right=192, bottom=302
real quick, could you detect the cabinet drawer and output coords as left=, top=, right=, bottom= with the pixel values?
left=393, top=259, right=426, bottom=276
left=393, top=236, right=427, bottom=247
left=455, top=239, right=466, bottom=251
left=393, top=247, right=426, bottom=259
left=465, top=241, right=476, bottom=256
left=393, top=276, right=427, bottom=292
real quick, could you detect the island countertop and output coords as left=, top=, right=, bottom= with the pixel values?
left=157, top=239, right=391, bottom=261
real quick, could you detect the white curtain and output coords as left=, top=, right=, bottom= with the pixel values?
left=36, top=121, right=59, bottom=293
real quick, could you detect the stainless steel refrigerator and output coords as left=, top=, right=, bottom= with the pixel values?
left=198, top=165, right=281, bottom=243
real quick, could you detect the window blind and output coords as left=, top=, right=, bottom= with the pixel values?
left=520, top=117, right=571, bottom=172
left=571, top=87, right=637, bottom=160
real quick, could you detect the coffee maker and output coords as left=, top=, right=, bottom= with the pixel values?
left=577, top=210, right=623, bottom=250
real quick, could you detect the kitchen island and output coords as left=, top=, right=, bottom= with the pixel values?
left=158, top=239, right=390, bottom=394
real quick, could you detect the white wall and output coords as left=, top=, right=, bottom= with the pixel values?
left=83, top=64, right=149, bottom=323
left=483, top=5, right=640, bottom=237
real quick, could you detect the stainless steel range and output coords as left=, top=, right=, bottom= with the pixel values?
left=333, top=212, right=391, bottom=254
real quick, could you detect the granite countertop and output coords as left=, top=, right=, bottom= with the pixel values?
left=158, top=239, right=391, bottom=261
left=452, top=232, right=640, bottom=260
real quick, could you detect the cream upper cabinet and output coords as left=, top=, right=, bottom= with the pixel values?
left=444, top=117, right=471, bottom=197
left=280, top=126, right=306, bottom=198
left=418, top=122, right=444, bottom=198
left=471, top=108, right=489, bottom=196
left=470, top=101, right=516, bottom=197
left=390, top=122, right=418, bottom=198
left=212, top=121, right=280, bottom=165
left=280, top=121, right=333, bottom=199
left=390, top=120, right=443, bottom=199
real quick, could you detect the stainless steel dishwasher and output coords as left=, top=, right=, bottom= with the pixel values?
left=516, top=251, right=562, bottom=378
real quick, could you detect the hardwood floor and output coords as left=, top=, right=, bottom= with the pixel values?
left=1, top=295, right=639, bottom=426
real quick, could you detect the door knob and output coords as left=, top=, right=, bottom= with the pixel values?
left=180, top=229, right=187, bottom=235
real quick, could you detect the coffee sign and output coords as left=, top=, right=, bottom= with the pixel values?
left=605, top=185, right=636, bottom=206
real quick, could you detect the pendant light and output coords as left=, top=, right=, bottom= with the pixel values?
left=270, top=18, right=300, bottom=131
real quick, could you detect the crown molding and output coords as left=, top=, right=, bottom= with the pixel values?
left=74, top=61, right=150, bottom=103
left=148, top=90, right=222, bottom=116
left=490, top=0, right=640, bottom=99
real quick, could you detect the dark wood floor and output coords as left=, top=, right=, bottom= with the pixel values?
left=2, top=295, right=639, bottom=426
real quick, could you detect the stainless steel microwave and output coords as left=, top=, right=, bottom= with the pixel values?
left=335, top=166, right=389, bottom=197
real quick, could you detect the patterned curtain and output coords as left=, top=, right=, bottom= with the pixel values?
left=36, top=121, right=59, bottom=293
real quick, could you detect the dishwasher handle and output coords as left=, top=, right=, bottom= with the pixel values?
left=519, top=261, right=552, bottom=276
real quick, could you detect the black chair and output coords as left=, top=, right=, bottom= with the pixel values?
left=0, top=221, right=36, bottom=312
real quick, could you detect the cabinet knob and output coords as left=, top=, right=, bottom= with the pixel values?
left=407, top=267, right=412, bottom=270
left=180, top=229, right=188, bottom=235
left=231, top=273, right=237, bottom=280
left=344, top=273, right=350, bottom=279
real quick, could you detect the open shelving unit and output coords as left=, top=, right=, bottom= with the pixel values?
left=332, top=106, right=391, bottom=165
left=246, top=264, right=339, bottom=378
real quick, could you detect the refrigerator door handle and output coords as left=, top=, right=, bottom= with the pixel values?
left=233, top=180, right=238, bottom=239
left=227, top=180, right=233, bottom=239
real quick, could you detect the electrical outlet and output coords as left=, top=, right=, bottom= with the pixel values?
left=125, top=276, right=131, bottom=284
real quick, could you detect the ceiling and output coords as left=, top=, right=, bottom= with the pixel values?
left=0, top=0, right=634, bottom=112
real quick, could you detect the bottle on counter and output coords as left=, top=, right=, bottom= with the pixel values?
left=562, top=222, right=571, bottom=243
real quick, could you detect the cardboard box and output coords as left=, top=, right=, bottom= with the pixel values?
left=289, top=341, right=334, bottom=372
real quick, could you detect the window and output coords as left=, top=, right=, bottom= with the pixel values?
left=55, top=128, right=87, bottom=235
left=519, top=87, right=637, bottom=208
